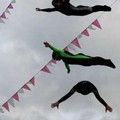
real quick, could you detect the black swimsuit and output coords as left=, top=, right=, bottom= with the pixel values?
left=53, top=0, right=92, bottom=16
left=40, top=0, right=111, bottom=16
left=62, top=51, right=115, bottom=68
left=58, top=81, right=107, bottom=107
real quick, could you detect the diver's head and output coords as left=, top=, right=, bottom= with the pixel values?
left=52, top=52, right=61, bottom=60
left=52, top=0, right=62, bottom=8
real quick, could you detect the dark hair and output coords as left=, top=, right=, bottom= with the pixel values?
left=52, top=52, right=62, bottom=60
left=52, top=0, right=63, bottom=6
left=52, top=52, right=57, bottom=60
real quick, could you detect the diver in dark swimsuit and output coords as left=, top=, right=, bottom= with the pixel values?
left=36, top=0, right=111, bottom=16
left=51, top=81, right=113, bottom=112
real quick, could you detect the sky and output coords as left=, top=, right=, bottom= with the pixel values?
left=0, top=0, right=120, bottom=120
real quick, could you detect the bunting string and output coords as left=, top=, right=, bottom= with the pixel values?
left=0, top=0, right=118, bottom=113
left=0, top=17, right=104, bottom=113
left=0, top=0, right=16, bottom=23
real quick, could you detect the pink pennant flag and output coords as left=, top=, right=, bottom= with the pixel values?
left=71, top=38, right=81, bottom=48
left=8, top=3, right=14, bottom=9
left=51, top=59, right=57, bottom=64
left=92, top=19, right=102, bottom=29
left=29, top=77, right=35, bottom=86
left=41, top=66, right=51, bottom=73
left=12, top=93, right=19, bottom=101
left=2, top=102, right=9, bottom=112
left=82, top=29, right=89, bottom=36
left=22, top=84, right=31, bottom=91
left=0, top=13, right=7, bottom=19
left=63, top=47, right=69, bottom=52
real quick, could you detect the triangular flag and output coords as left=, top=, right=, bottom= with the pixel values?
left=47, top=62, right=53, bottom=66
left=88, top=24, right=96, bottom=30
left=77, top=34, right=82, bottom=39
left=2, top=102, right=9, bottom=112
left=5, top=8, right=11, bottom=14
left=92, top=19, right=102, bottom=29
left=63, top=47, right=69, bottom=52
left=0, top=18, right=5, bottom=23
left=0, top=108, right=4, bottom=113
left=82, top=29, right=89, bottom=36
left=8, top=98, right=15, bottom=108
left=11, top=0, right=16, bottom=3
left=29, top=77, right=35, bottom=86
left=18, top=88, right=24, bottom=93
left=8, top=3, right=14, bottom=9
left=22, top=84, right=31, bottom=91
left=41, top=66, right=51, bottom=73
left=1, top=13, right=7, bottom=19
left=71, top=38, right=81, bottom=48
left=68, top=44, right=76, bottom=52
left=51, top=59, right=56, bottom=64
left=12, top=93, right=19, bottom=101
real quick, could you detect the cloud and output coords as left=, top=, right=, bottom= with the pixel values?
left=0, top=0, right=120, bottom=120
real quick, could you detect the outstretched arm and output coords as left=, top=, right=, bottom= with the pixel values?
left=36, top=8, right=57, bottom=12
left=44, top=42, right=62, bottom=53
left=93, top=90, right=112, bottom=112
left=51, top=88, right=75, bottom=108
left=64, top=62, right=71, bottom=73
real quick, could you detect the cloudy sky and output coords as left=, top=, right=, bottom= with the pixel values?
left=0, top=0, right=120, bottom=120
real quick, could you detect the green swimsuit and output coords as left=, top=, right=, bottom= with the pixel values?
left=49, top=45, right=115, bottom=72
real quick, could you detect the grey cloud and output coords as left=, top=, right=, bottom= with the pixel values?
left=0, top=0, right=120, bottom=120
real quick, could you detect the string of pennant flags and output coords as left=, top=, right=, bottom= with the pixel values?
left=41, top=19, right=101, bottom=73
left=0, top=18, right=102, bottom=113
left=0, top=0, right=16, bottom=23
left=0, top=0, right=118, bottom=114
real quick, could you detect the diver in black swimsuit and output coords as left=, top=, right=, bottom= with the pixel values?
left=51, top=81, right=113, bottom=112
left=36, top=0, right=111, bottom=16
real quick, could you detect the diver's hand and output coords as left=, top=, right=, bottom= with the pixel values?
left=51, top=102, right=59, bottom=109
left=44, top=42, right=50, bottom=47
left=36, top=8, right=41, bottom=11
left=67, top=69, right=70, bottom=73
left=105, top=105, right=113, bottom=112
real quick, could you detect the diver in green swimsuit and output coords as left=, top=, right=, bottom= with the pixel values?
left=44, top=42, right=115, bottom=73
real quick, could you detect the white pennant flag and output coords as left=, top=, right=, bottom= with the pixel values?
left=0, top=108, right=4, bottom=113
left=0, top=18, right=5, bottom=23
left=5, top=8, right=11, bottom=14
left=11, top=0, right=16, bottom=3
left=68, top=44, right=76, bottom=52
left=47, top=62, right=53, bottom=67
left=18, top=88, right=24, bottom=94
left=8, top=98, right=15, bottom=108
left=77, top=34, right=82, bottom=39
left=88, top=24, right=96, bottom=30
